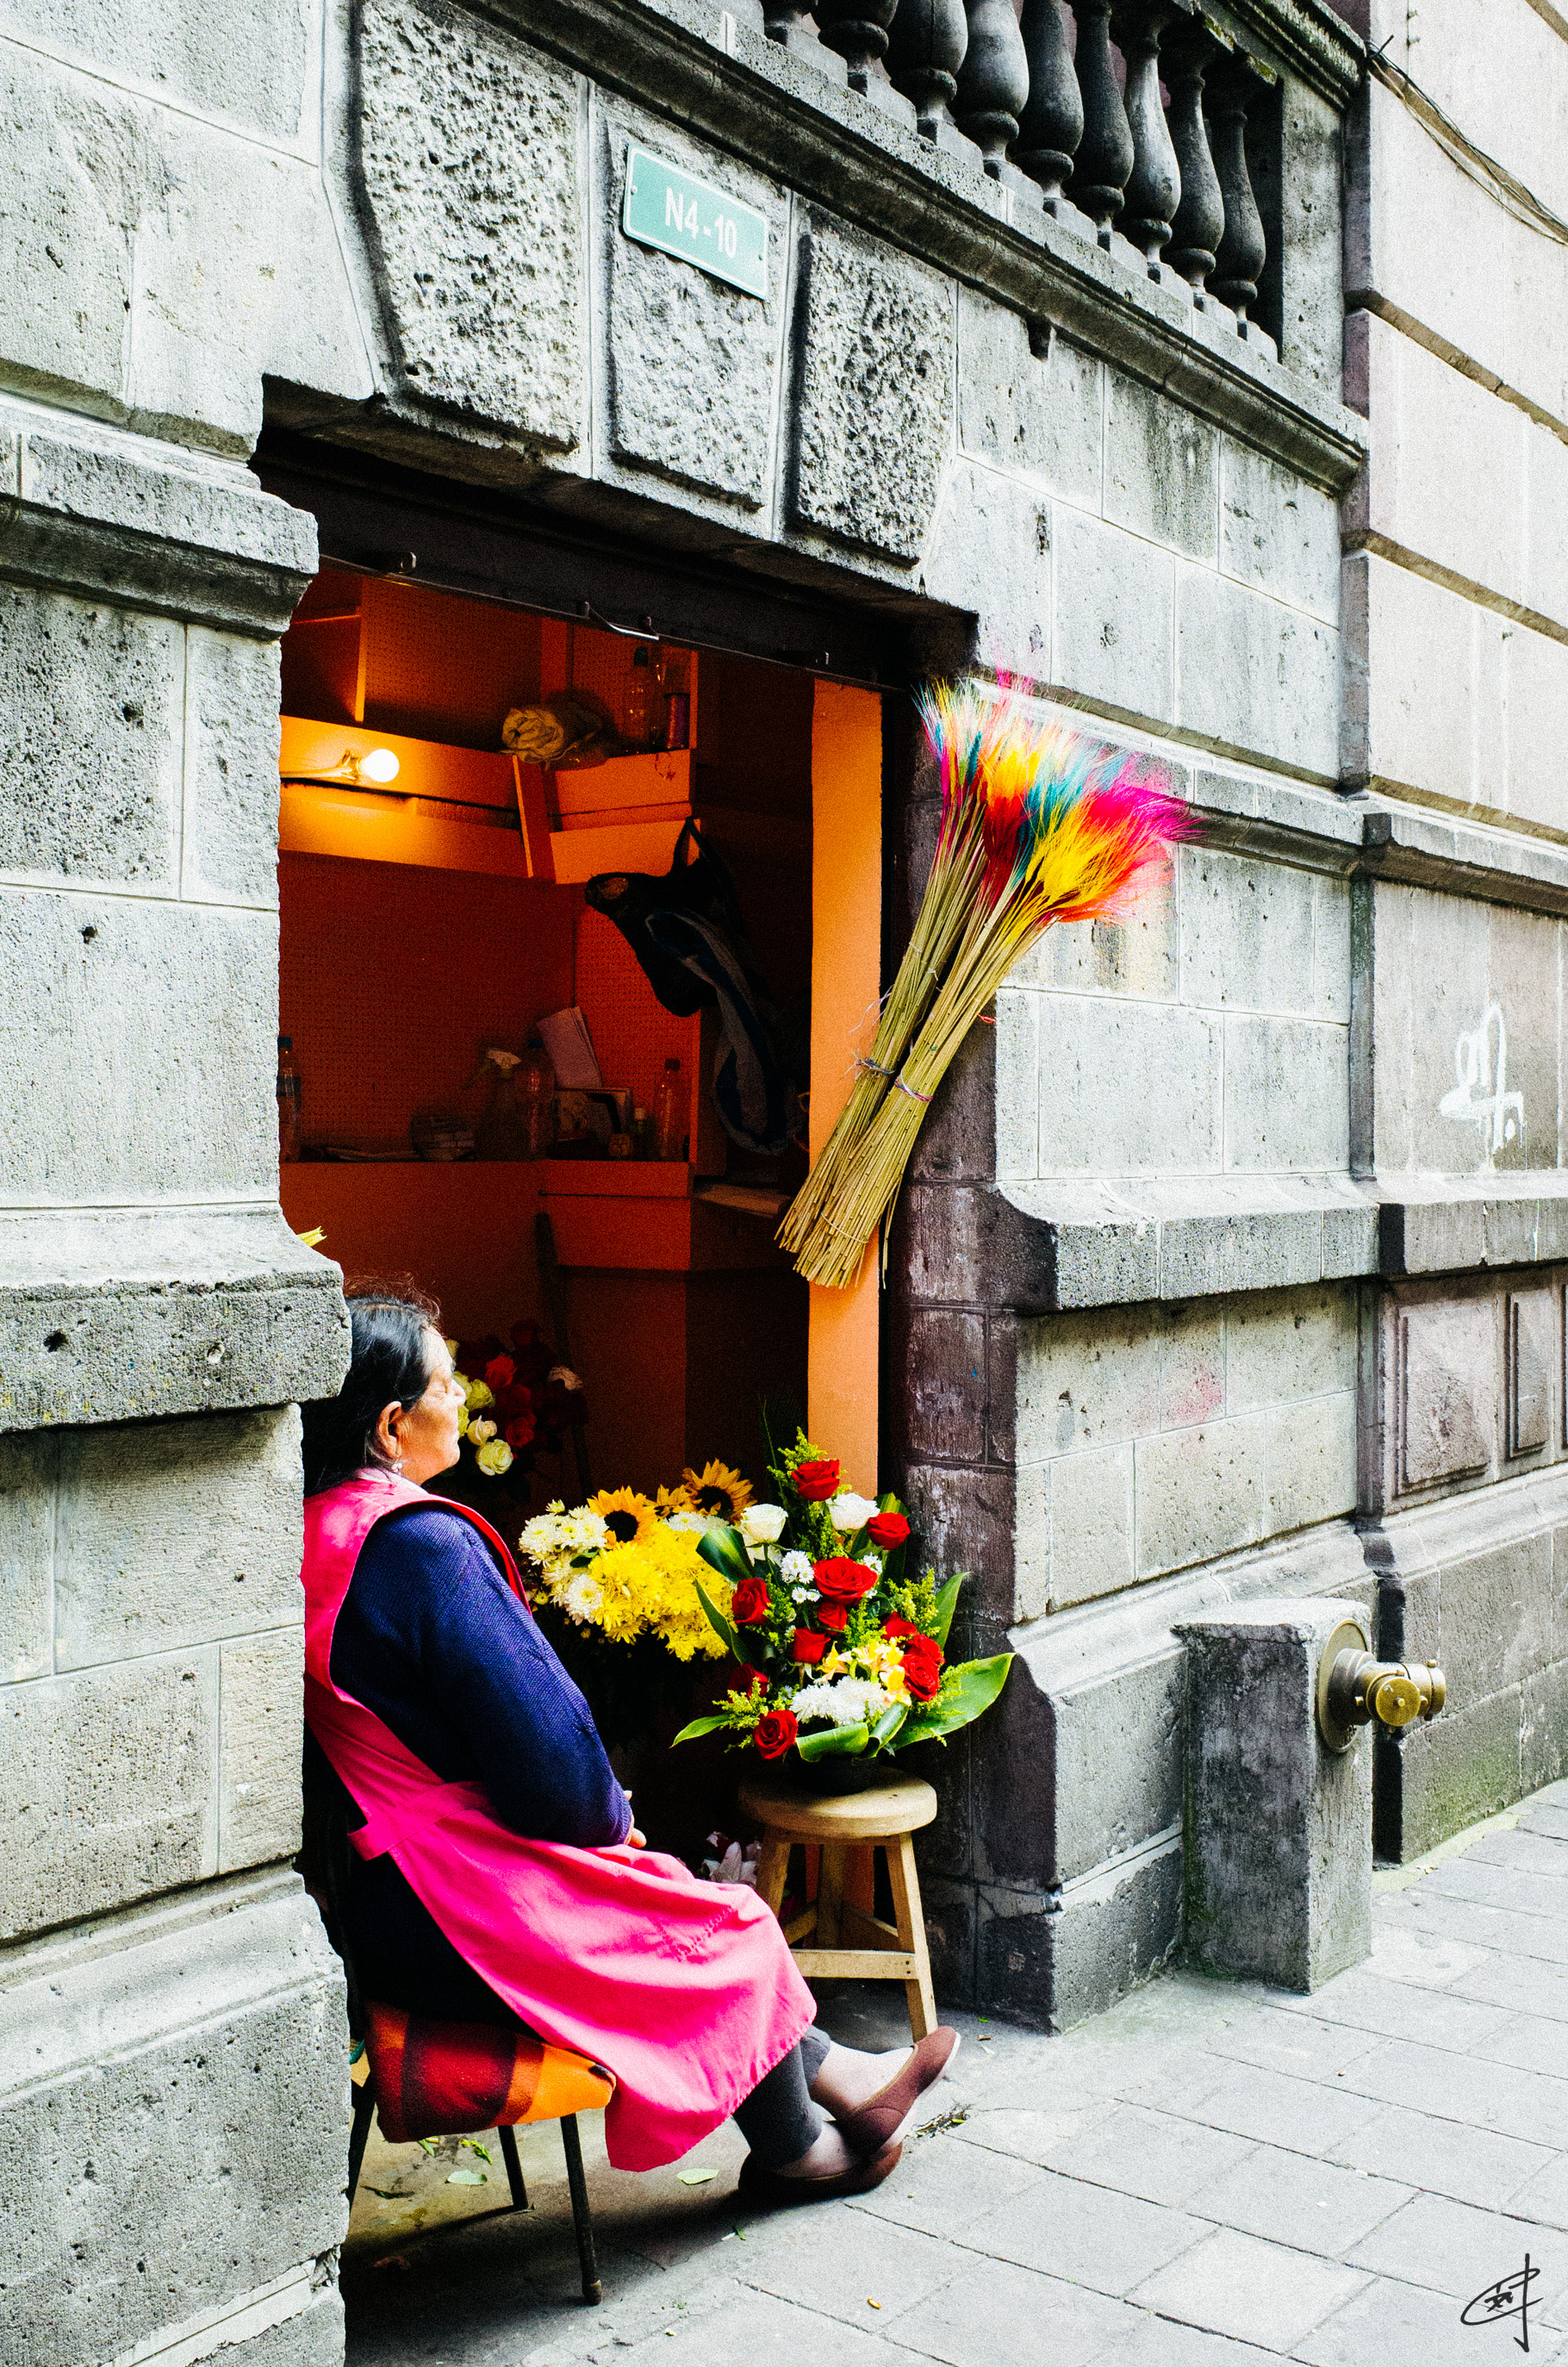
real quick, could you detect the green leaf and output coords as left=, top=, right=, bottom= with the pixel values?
left=677, top=2168, right=718, bottom=2185
left=795, top=1721, right=870, bottom=1760
left=871, top=1701, right=908, bottom=1748
left=460, top=2140, right=492, bottom=2161
left=900, top=1654, right=1012, bottom=1744
left=694, top=1579, right=739, bottom=1654
left=698, top=1522, right=753, bottom=1587
left=446, top=2168, right=488, bottom=2185
left=931, top=1573, right=967, bottom=1646
left=671, top=1712, right=733, bottom=1747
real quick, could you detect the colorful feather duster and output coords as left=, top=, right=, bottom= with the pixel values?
left=781, top=684, right=1194, bottom=1291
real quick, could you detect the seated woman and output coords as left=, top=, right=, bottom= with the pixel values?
left=301, top=1286, right=957, bottom=2202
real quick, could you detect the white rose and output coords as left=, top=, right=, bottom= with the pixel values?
left=475, top=1437, right=514, bottom=1475
left=469, top=1417, right=497, bottom=1444
left=740, top=1503, right=787, bottom=1545
left=549, top=1366, right=583, bottom=1391
left=827, top=1492, right=879, bottom=1534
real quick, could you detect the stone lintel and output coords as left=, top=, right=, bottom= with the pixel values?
left=1217, top=0, right=1366, bottom=108
left=439, top=0, right=1369, bottom=495
left=0, top=1208, right=349, bottom=1431
left=0, top=403, right=317, bottom=637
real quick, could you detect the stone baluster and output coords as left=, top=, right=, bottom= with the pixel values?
left=815, top=0, right=900, bottom=88
left=954, top=0, right=1031, bottom=172
left=1112, top=0, right=1188, bottom=275
left=887, top=0, right=971, bottom=137
left=1015, top=0, right=1084, bottom=209
left=764, top=0, right=816, bottom=40
left=1207, top=49, right=1269, bottom=323
left=1067, top=0, right=1135, bottom=246
left=1162, top=16, right=1225, bottom=296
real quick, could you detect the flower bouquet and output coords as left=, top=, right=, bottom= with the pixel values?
left=428, top=1320, right=587, bottom=1538
left=520, top=1468, right=748, bottom=1664
left=669, top=1428, right=1011, bottom=1772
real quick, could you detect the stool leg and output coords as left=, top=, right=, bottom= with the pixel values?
left=559, top=2114, right=601, bottom=2306
left=756, top=1833, right=789, bottom=1922
left=346, top=2081, right=375, bottom=2206
left=497, top=2121, right=527, bottom=2210
left=816, top=1845, right=845, bottom=1949
left=886, top=1833, right=936, bottom=2042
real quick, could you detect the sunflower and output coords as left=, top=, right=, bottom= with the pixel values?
left=655, top=1482, right=694, bottom=1517
left=681, top=1460, right=754, bottom=1524
left=588, top=1486, right=656, bottom=1548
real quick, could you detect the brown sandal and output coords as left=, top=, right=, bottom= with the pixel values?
left=831, top=2028, right=961, bottom=2154
left=737, top=2136, right=903, bottom=2208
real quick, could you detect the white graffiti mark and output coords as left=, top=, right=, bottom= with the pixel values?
left=1438, top=1000, right=1524, bottom=1162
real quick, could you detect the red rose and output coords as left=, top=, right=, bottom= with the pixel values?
left=731, top=1577, right=770, bottom=1625
left=504, top=1413, right=536, bottom=1451
left=492, top=1383, right=533, bottom=1425
left=794, top=1459, right=841, bottom=1502
left=486, top=1355, right=516, bottom=1391
left=901, top=1635, right=944, bottom=1702
left=882, top=1615, right=921, bottom=1640
left=818, top=1604, right=849, bottom=1633
left=868, top=1511, right=911, bottom=1550
left=814, top=1556, right=879, bottom=1604
left=754, top=1708, right=798, bottom=1760
left=791, top=1628, right=828, bottom=1664
left=744, top=1667, right=768, bottom=1695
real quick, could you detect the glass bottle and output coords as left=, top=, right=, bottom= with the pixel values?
left=277, top=1034, right=302, bottom=1164
left=623, top=645, right=653, bottom=748
left=475, top=1050, right=529, bottom=1161
left=517, top=1037, right=556, bottom=1160
left=652, top=1056, right=685, bottom=1162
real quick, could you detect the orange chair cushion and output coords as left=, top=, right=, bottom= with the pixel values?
left=363, top=2001, right=615, bottom=2144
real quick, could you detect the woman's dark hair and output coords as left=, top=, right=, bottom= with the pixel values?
left=302, top=1282, right=443, bottom=1497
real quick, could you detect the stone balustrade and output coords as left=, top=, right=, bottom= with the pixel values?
left=792, top=0, right=1286, bottom=335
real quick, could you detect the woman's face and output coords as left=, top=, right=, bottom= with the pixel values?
left=377, top=1329, right=465, bottom=1484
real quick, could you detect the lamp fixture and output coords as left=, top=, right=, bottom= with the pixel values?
left=283, top=746, right=401, bottom=788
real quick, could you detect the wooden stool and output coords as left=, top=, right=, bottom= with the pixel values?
left=737, top=1770, right=938, bottom=2040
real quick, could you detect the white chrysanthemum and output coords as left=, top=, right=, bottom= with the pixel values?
left=557, top=1572, right=604, bottom=1622
left=519, top=1504, right=608, bottom=1576
left=827, top=1492, right=880, bottom=1534
left=780, top=1550, right=813, bottom=1587
left=665, top=1508, right=706, bottom=1536
left=790, top=1676, right=891, bottom=1728
left=740, top=1502, right=787, bottom=1545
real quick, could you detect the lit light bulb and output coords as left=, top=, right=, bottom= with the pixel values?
left=353, top=747, right=401, bottom=785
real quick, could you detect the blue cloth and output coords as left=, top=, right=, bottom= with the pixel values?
left=310, top=1501, right=630, bottom=2023
left=645, top=909, right=802, bottom=1155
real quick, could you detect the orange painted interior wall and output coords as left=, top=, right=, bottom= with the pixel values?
left=806, top=682, right=883, bottom=1494
left=277, top=576, right=826, bottom=1502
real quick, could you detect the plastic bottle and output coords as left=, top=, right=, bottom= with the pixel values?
left=631, top=1105, right=650, bottom=1160
left=518, top=1037, right=556, bottom=1160
left=652, top=1056, right=685, bottom=1162
left=623, top=645, right=653, bottom=748
left=277, top=1035, right=302, bottom=1164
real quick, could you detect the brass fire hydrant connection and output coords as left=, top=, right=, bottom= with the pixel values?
left=1315, top=1616, right=1447, bottom=1754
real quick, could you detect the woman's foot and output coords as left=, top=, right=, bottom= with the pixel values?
left=737, top=2133, right=902, bottom=2208
left=808, top=2041, right=912, bottom=2119
left=827, top=2028, right=961, bottom=2154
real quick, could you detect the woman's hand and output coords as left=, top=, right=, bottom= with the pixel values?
left=627, top=1826, right=647, bottom=1849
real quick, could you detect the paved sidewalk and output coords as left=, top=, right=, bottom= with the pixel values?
left=344, top=1783, right=1568, bottom=2367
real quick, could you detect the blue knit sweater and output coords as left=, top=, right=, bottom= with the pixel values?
left=309, top=1500, right=631, bottom=2023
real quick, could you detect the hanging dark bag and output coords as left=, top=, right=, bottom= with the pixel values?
left=583, top=819, right=765, bottom=1018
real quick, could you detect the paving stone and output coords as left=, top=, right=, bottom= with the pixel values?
left=1203, top=2007, right=1383, bottom=2086
left=950, top=2102, right=1102, bottom=2166
left=1471, top=2012, right=1568, bottom=2084
left=1450, top=1953, right=1568, bottom=2022
left=1335, top=2035, right=1568, bottom=2147
left=1324, top=2102, right=1553, bottom=2211
left=955, top=2168, right=1207, bottom=2295
left=1128, top=2227, right=1367, bottom=2351
left=1268, top=1968, right=1518, bottom=2054
left=1360, top=1921, right=1490, bottom=1990
left=874, top=2254, right=1137, bottom=2367
left=1178, top=2066, right=1372, bottom=2158
left=1520, top=1809, right=1568, bottom=1841
left=1295, top=2271, right=1567, bottom=2367
left=1107, top=2315, right=1281, bottom=2364
left=848, top=2127, right=1044, bottom=2239
left=740, top=2208, right=967, bottom=2325
left=611, top=2289, right=921, bottom=2364
left=1185, top=2145, right=1409, bottom=2258
left=1039, top=2104, right=1257, bottom=2209
left=1347, top=2192, right=1568, bottom=2312
left=1473, top=1825, right=1568, bottom=1872
left=1417, top=1853, right=1568, bottom=1922
left=1501, top=2156, right=1568, bottom=2233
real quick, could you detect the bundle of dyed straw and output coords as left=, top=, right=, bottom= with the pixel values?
left=780, top=682, right=1193, bottom=1290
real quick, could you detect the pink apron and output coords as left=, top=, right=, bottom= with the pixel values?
left=302, top=1468, right=815, bottom=2171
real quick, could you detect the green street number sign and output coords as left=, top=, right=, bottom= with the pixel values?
left=622, top=146, right=768, bottom=300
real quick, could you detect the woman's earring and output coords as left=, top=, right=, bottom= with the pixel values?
left=390, top=1451, right=406, bottom=1474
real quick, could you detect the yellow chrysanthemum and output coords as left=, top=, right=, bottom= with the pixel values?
left=588, top=1486, right=657, bottom=1547
left=681, top=1460, right=754, bottom=1524
left=582, top=1523, right=731, bottom=1660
